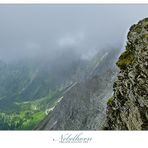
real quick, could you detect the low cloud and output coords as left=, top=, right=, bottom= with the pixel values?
left=57, top=32, right=84, bottom=48
left=0, top=5, right=148, bottom=62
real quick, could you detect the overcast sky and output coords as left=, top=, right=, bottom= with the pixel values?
left=0, top=4, right=148, bottom=61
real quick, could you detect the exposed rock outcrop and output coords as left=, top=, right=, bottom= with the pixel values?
left=105, top=18, right=148, bottom=130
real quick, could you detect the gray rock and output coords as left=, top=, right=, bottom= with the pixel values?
left=105, top=18, right=148, bottom=130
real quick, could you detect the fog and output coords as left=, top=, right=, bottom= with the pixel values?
left=0, top=4, right=148, bottom=62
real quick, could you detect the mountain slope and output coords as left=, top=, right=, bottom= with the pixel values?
left=0, top=46, right=120, bottom=130
left=0, top=50, right=82, bottom=112
left=0, top=50, right=86, bottom=129
left=35, top=49, right=119, bottom=130
left=105, top=18, right=148, bottom=130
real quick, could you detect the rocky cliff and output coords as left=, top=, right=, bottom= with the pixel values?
left=35, top=49, right=119, bottom=130
left=105, top=18, right=148, bottom=130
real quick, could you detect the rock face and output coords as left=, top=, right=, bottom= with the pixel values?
left=35, top=48, right=120, bottom=130
left=35, top=69, right=117, bottom=130
left=105, top=18, right=148, bottom=130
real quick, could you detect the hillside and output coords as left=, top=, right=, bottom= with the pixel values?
left=35, top=49, right=119, bottom=130
left=0, top=50, right=85, bottom=129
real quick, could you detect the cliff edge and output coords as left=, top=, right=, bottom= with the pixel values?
left=105, top=18, right=148, bottom=130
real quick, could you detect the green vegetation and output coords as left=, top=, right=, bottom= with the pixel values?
left=0, top=111, right=46, bottom=130
left=133, top=25, right=142, bottom=33
left=116, top=44, right=135, bottom=70
left=20, top=111, right=46, bottom=130
left=116, top=50, right=135, bottom=69
left=0, top=89, right=62, bottom=130
left=17, top=90, right=60, bottom=111
left=107, top=97, right=114, bottom=106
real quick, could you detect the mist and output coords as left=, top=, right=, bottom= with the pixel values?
left=0, top=4, right=148, bottom=62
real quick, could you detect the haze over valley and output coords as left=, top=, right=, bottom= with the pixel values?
left=0, top=5, right=148, bottom=130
